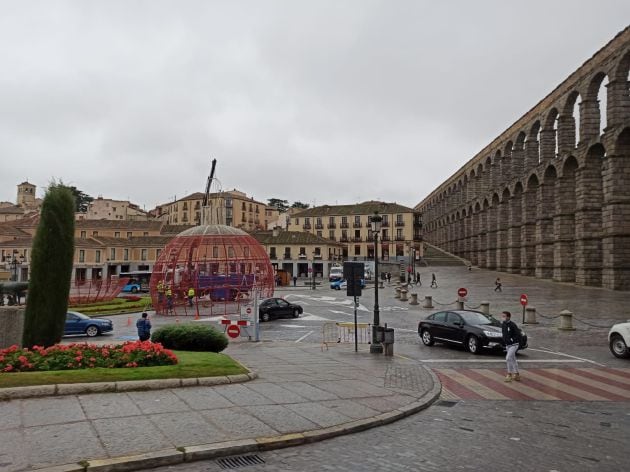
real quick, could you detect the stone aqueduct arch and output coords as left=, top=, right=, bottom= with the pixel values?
left=415, top=28, right=630, bottom=290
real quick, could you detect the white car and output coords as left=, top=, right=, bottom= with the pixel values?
left=608, top=321, right=630, bottom=359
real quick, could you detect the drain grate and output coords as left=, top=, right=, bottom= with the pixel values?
left=217, top=455, right=265, bottom=469
left=436, top=400, right=458, bottom=407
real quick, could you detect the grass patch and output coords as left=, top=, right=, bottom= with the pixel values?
left=69, top=297, right=152, bottom=316
left=0, top=351, right=247, bottom=388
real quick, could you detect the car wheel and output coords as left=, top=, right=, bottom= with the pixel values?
left=261, top=312, right=270, bottom=322
left=609, top=334, right=630, bottom=359
left=466, top=335, right=481, bottom=354
left=335, top=286, right=340, bottom=290
left=85, top=325, right=100, bottom=337
left=293, top=309, right=300, bottom=318
left=131, top=286, right=138, bottom=293
left=420, top=329, right=434, bottom=346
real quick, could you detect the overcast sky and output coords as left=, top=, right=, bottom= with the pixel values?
left=1, top=1, right=628, bottom=211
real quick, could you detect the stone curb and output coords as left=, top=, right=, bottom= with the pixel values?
left=0, top=371, right=258, bottom=401
left=32, top=369, right=441, bottom=472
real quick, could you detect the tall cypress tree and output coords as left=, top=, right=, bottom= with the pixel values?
left=22, top=183, right=75, bottom=348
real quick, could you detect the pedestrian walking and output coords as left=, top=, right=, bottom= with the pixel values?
left=187, top=287, right=195, bottom=307
left=136, top=312, right=152, bottom=341
left=415, top=272, right=421, bottom=286
left=293, top=275, right=297, bottom=287
left=501, top=311, right=522, bottom=382
left=430, top=273, right=438, bottom=288
left=165, top=287, right=173, bottom=313
left=386, top=272, right=391, bottom=284
left=495, top=277, right=502, bottom=292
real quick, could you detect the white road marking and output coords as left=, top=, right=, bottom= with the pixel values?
left=295, top=331, right=314, bottom=343
left=527, top=348, right=605, bottom=367
left=280, top=324, right=311, bottom=328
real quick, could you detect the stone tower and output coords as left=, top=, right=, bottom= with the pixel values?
left=16, top=181, right=36, bottom=208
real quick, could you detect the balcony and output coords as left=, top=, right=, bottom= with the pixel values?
left=315, top=223, right=324, bottom=229
left=327, top=236, right=336, bottom=241
left=381, top=235, right=390, bottom=241
left=313, top=254, right=322, bottom=259
left=327, top=223, right=336, bottom=229
left=283, top=254, right=292, bottom=260
left=353, top=222, right=362, bottom=228
left=340, top=236, right=349, bottom=243
left=269, top=254, right=277, bottom=260
left=352, top=237, right=362, bottom=242
left=395, top=221, right=405, bottom=227
left=340, top=222, right=349, bottom=229
left=303, top=224, right=312, bottom=230
left=381, top=221, right=390, bottom=228
left=395, top=235, right=405, bottom=241
left=299, top=254, right=307, bottom=259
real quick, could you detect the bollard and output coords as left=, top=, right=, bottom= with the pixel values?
left=409, top=293, right=419, bottom=305
left=395, top=287, right=401, bottom=299
left=423, top=295, right=433, bottom=309
left=400, top=289, right=408, bottom=302
left=456, top=300, right=464, bottom=310
left=480, top=302, right=490, bottom=316
left=524, top=306, right=538, bottom=324
left=379, top=281, right=384, bottom=289
left=558, top=310, right=576, bottom=331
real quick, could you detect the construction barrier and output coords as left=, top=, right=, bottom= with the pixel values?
left=321, top=321, right=371, bottom=350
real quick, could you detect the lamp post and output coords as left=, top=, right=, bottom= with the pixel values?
left=9, top=251, right=24, bottom=282
left=370, top=212, right=383, bottom=354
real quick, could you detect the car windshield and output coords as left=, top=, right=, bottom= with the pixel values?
left=68, top=312, right=89, bottom=320
left=460, top=311, right=493, bottom=325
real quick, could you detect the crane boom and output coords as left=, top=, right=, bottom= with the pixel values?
left=203, top=158, right=217, bottom=207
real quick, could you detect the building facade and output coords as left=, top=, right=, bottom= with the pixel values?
left=415, top=27, right=630, bottom=290
left=77, top=197, right=149, bottom=221
left=287, top=201, right=423, bottom=262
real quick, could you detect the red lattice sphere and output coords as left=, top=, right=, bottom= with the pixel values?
left=149, top=225, right=274, bottom=317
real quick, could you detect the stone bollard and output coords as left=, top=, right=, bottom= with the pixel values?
left=0, top=306, right=25, bottom=349
left=409, top=293, right=419, bottom=305
left=524, top=306, right=538, bottom=324
left=395, top=287, right=401, bottom=299
left=456, top=300, right=464, bottom=310
left=378, top=281, right=384, bottom=289
left=480, top=301, right=490, bottom=316
left=400, top=289, right=408, bottom=302
left=558, top=310, right=576, bottom=331
left=423, top=295, right=433, bottom=309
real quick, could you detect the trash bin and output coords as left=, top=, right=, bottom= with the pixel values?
left=383, top=327, right=395, bottom=356
left=374, top=325, right=386, bottom=343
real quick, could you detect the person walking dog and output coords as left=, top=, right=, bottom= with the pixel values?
left=501, top=311, right=521, bottom=382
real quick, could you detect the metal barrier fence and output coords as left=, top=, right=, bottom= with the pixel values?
left=321, top=321, right=371, bottom=350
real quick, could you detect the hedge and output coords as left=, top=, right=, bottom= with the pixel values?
left=151, top=324, right=228, bottom=353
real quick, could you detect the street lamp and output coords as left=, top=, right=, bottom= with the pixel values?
left=370, top=212, right=383, bottom=354
left=9, top=250, right=24, bottom=282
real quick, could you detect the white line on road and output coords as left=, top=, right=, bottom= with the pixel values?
left=527, top=348, right=605, bottom=367
left=295, top=331, right=314, bottom=343
left=416, top=359, right=587, bottom=363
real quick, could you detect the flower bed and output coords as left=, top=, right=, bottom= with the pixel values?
left=0, top=341, right=178, bottom=373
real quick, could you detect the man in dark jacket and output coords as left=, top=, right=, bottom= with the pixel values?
left=501, top=311, right=521, bottom=382
left=136, top=312, right=152, bottom=342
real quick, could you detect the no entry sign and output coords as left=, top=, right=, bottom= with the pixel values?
left=520, top=294, right=528, bottom=306
left=457, top=287, right=468, bottom=298
left=227, top=324, right=241, bottom=338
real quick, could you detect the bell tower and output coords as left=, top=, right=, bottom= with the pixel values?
left=17, top=181, right=36, bottom=208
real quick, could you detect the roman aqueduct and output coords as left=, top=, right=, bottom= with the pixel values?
left=415, top=27, right=630, bottom=290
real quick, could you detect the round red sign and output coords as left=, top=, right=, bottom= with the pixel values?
left=227, top=324, right=240, bottom=338
left=246, top=307, right=252, bottom=314
left=457, top=287, right=468, bottom=298
left=520, top=294, right=528, bottom=306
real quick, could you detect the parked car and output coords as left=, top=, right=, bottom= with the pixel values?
left=418, top=310, right=528, bottom=355
left=64, top=311, right=114, bottom=337
left=330, top=278, right=366, bottom=290
left=258, top=298, right=303, bottom=322
left=608, top=321, right=630, bottom=358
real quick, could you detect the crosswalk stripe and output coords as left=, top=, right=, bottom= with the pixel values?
left=568, top=368, right=630, bottom=389
left=438, top=369, right=509, bottom=400
left=434, top=370, right=489, bottom=400
left=543, top=368, right=630, bottom=401
left=600, top=368, right=630, bottom=385
left=513, top=370, right=610, bottom=401
left=473, top=369, right=561, bottom=401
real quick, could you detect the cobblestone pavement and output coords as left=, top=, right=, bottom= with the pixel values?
left=155, top=399, right=630, bottom=472
left=0, top=343, right=435, bottom=471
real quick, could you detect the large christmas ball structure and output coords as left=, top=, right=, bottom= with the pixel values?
left=149, top=225, right=274, bottom=317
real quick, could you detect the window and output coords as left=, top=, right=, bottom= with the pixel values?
left=110, top=248, right=116, bottom=260
left=300, top=247, right=306, bottom=256
left=141, top=249, right=147, bottom=261
left=156, top=249, right=161, bottom=259
left=396, top=228, right=403, bottom=240
left=432, top=312, right=447, bottom=322
left=317, top=231, right=322, bottom=237
left=95, top=250, right=101, bottom=263
left=114, top=232, right=120, bottom=238
left=228, top=247, right=235, bottom=258
left=314, top=247, right=321, bottom=256
left=354, top=215, right=361, bottom=225
left=79, top=250, right=85, bottom=262
left=242, top=202, right=246, bottom=210
left=295, top=218, right=300, bottom=226
left=284, top=247, right=291, bottom=258
left=143, top=232, right=149, bottom=236
left=244, top=247, right=250, bottom=257
left=270, top=247, right=277, bottom=259
left=123, top=249, right=129, bottom=261
left=396, top=214, right=404, bottom=225
left=213, top=246, right=219, bottom=258
left=354, top=245, right=361, bottom=256
left=80, top=231, right=86, bottom=239
left=447, top=312, right=463, bottom=325
left=329, top=230, right=335, bottom=240
left=92, top=231, right=98, bottom=237
left=127, top=232, right=132, bottom=238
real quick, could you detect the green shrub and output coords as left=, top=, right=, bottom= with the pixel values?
left=151, top=324, right=229, bottom=353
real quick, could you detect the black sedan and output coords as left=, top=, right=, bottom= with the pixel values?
left=259, top=298, right=303, bottom=322
left=418, top=310, right=528, bottom=354
left=64, top=311, right=114, bottom=337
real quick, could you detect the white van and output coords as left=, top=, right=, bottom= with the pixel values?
left=329, top=266, right=343, bottom=282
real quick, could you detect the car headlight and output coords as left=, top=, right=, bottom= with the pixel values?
left=483, top=330, right=502, bottom=338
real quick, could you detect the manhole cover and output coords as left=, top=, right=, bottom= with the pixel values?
left=217, top=454, right=265, bottom=469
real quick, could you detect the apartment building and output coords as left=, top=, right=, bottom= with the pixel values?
left=77, top=197, right=149, bottom=221
left=287, top=201, right=423, bottom=262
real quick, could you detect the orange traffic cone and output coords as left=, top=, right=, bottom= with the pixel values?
left=127, top=316, right=132, bottom=326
